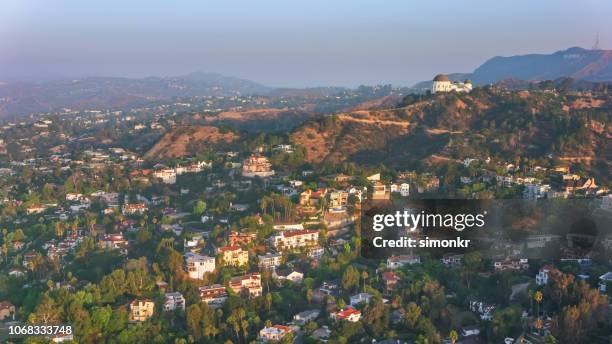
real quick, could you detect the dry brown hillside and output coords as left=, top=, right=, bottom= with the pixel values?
left=343, top=94, right=404, bottom=112
left=144, top=125, right=238, bottom=159
left=202, top=108, right=315, bottom=131
left=292, top=105, right=426, bottom=164
left=291, top=90, right=611, bottom=178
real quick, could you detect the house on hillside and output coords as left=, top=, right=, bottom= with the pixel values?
left=330, top=307, right=361, bottom=322
left=387, top=255, right=420, bottom=269
left=129, top=299, right=155, bottom=322
left=184, top=252, right=215, bottom=280
left=199, top=284, right=228, bottom=308
left=163, top=292, right=185, bottom=312
left=259, top=325, right=292, bottom=342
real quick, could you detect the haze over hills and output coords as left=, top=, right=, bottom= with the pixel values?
left=413, top=47, right=612, bottom=88
left=2, top=47, right=612, bottom=119
left=0, top=72, right=271, bottom=118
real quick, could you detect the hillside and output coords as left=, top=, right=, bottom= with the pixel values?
left=201, top=108, right=316, bottom=132
left=291, top=88, right=611, bottom=179
left=414, top=47, right=612, bottom=88
left=473, top=47, right=612, bottom=84
left=144, top=125, right=239, bottom=159
left=292, top=105, right=426, bottom=164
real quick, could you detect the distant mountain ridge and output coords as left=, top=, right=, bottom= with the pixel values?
left=0, top=72, right=271, bottom=118
left=414, top=47, right=612, bottom=88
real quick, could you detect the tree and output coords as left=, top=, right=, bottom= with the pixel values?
left=29, top=295, right=62, bottom=324
left=363, top=298, right=388, bottom=337
left=415, top=335, right=430, bottom=344
left=547, top=270, right=573, bottom=309
left=543, top=334, right=558, bottom=344
left=361, top=270, right=369, bottom=291
left=186, top=305, right=203, bottom=341
left=280, top=333, right=294, bottom=344
left=126, top=269, right=153, bottom=296
left=76, top=237, right=95, bottom=258
left=13, top=228, right=26, bottom=242
left=306, top=288, right=313, bottom=304
left=193, top=200, right=207, bottom=216
left=136, top=229, right=152, bottom=245
left=462, top=251, right=482, bottom=289
left=100, top=269, right=126, bottom=302
left=227, top=308, right=247, bottom=343
left=341, top=266, right=359, bottom=291
left=54, top=222, right=65, bottom=238
left=404, top=302, right=422, bottom=329
left=491, top=306, right=522, bottom=341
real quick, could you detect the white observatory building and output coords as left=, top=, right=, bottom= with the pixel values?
left=431, top=74, right=472, bottom=94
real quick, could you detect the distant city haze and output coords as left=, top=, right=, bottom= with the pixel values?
left=1, top=0, right=610, bottom=87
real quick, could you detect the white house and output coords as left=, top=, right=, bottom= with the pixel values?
left=153, top=169, right=177, bottom=184
left=349, top=293, right=373, bottom=306
left=258, top=252, right=283, bottom=270
left=470, top=301, right=495, bottom=321
left=308, top=246, right=325, bottom=260
left=271, top=229, right=318, bottom=251
left=272, top=223, right=304, bottom=231
left=259, top=325, right=292, bottom=342
left=387, top=255, right=420, bottom=269
left=441, top=253, right=464, bottom=267
left=526, top=234, right=561, bottom=249
left=293, top=309, right=320, bottom=325
left=461, top=326, right=480, bottom=337
left=390, top=183, right=410, bottom=197
left=184, top=252, right=215, bottom=280
left=598, top=272, right=612, bottom=292
left=367, top=173, right=381, bottom=181
left=200, top=214, right=214, bottom=223
left=524, top=183, right=551, bottom=199
left=184, top=234, right=204, bottom=248
left=536, top=265, right=554, bottom=286
left=163, top=292, right=186, bottom=311
left=274, top=269, right=304, bottom=284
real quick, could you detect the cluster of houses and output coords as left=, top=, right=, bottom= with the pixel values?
left=1, top=126, right=610, bottom=344
left=130, top=161, right=211, bottom=185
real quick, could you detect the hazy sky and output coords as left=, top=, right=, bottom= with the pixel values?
left=1, top=0, right=610, bottom=87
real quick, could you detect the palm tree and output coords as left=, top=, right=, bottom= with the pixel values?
left=228, top=308, right=247, bottom=343
left=54, top=222, right=65, bottom=238
left=0, top=243, right=8, bottom=264
left=306, top=288, right=313, bottom=304
left=361, top=270, right=369, bottom=291
left=28, top=253, right=46, bottom=277
left=260, top=197, right=268, bottom=215
left=534, top=290, right=543, bottom=317
left=534, top=318, right=543, bottom=335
